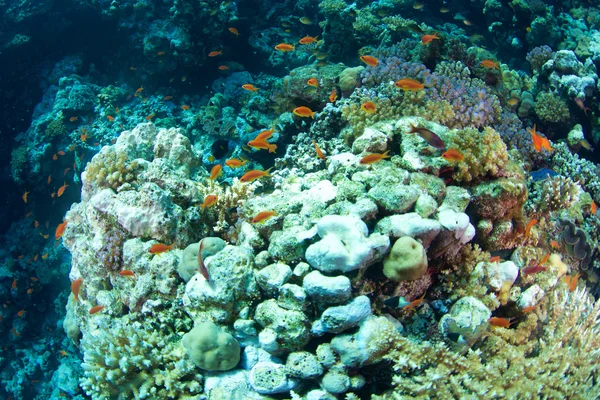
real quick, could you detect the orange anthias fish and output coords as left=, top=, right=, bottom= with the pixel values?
left=488, top=317, right=515, bottom=328
left=242, top=84, right=259, bottom=92
left=55, top=220, right=67, bottom=239
left=299, top=35, right=319, bottom=45
left=591, top=200, right=597, bottom=214
left=208, top=50, right=223, bottom=57
left=146, top=114, right=155, bottom=121
left=181, top=105, right=191, bottom=110
left=157, top=51, right=166, bottom=56
left=248, top=139, right=277, bottom=153
left=361, top=101, right=377, bottom=114
left=240, top=167, right=273, bottom=183
left=293, top=106, right=316, bottom=118
left=528, top=124, right=553, bottom=152
left=274, top=43, right=295, bottom=52
left=228, top=27, right=239, bottom=36
left=71, top=278, right=83, bottom=302
left=119, top=270, right=136, bottom=277
left=563, top=272, right=580, bottom=292
left=209, top=164, right=222, bottom=180
left=522, top=305, right=537, bottom=313
left=201, top=194, right=218, bottom=211
left=22, top=191, right=29, bottom=203
left=360, top=150, right=391, bottom=164
left=489, top=256, right=501, bottom=263
left=57, top=182, right=69, bottom=197
left=421, top=33, right=440, bottom=44
left=359, top=55, right=379, bottom=67
left=57, top=150, right=66, bottom=156
left=218, top=65, right=229, bottom=70
left=525, top=219, right=537, bottom=238
left=225, top=158, right=247, bottom=168
left=69, top=116, right=78, bottom=122
left=252, top=210, right=277, bottom=224
left=89, top=305, right=105, bottom=315
left=481, top=59, right=500, bottom=70
left=313, top=140, right=326, bottom=160
left=149, top=243, right=175, bottom=254
left=442, top=148, right=464, bottom=162
left=17, top=310, right=25, bottom=317
left=255, top=127, right=276, bottom=141
left=329, top=89, right=337, bottom=103
left=549, top=240, right=561, bottom=249
left=395, top=79, right=425, bottom=91
left=107, top=115, right=114, bottom=122
left=402, top=292, right=426, bottom=312
left=574, top=98, right=591, bottom=116
left=307, top=78, right=319, bottom=87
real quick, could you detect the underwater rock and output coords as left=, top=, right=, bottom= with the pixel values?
left=312, top=296, right=372, bottom=335
left=351, top=127, right=389, bottom=154
left=414, top=193, right=438, bottom=218
left=268, top=226, right=310, bottom=263
left=367, top=183, right=420, bottom=214
left=437, top=209, right=476, bottom=244
left=439, top=296, right=491, bottom=353
left=303, top=270, right=352, bottom=305
left=338, top=66, right=365, bottom=93
left=277, top=283, right=307, bottom=311
left=241, top=345, right=281, bottom=370
left=255, top=299, right=311, bottom=355
left=518, top=284, right=545, bottom=309
left=204, top=370, right=259, bottom=400
left=285, top=351, right=324, bottom=379
left=305, top=215, right=389, bottom=273
left=249, top=361, right=298, bottom=395
left=182, top=320, right=241, bottom=371
left=383, top=236, right=428, bottom=282
left=438, top=186, right=471, bottom=213
left=321, top=370, right=351, bottom=394
left=255, top=262, right=292, bottom=296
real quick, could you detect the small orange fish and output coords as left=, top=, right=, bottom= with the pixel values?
left=51, top=192, right=56, bottom=198
left=248, top=139, right=277, bottom=153
left=274, top=43, right=295, bottom=52
left=299, top=35, right=319, bottom=45
left=40, top=233, right=49, bottom=239
left=360, top=150, right=391, bottom=164
left=563, top=272, right=580, bottom=292
left=361, top=101, right=377, bottom=114
left=208, top=50, right=223, bottom=57
left=69, top=116, right=78, bottom=122
left=89, top=305, right=105, bottom=315
left=63, top=167, right=71, bottom=176
left=26, top=212, right=33, bottom=218
left=395, top=78, right=425, bottom=91
left=59, top=350, right=68, bottom=357
left=17, top=310, right=25, bottom=317
left=421, top=33, right=440, bottom=44
left=228, top=27, right=239, bottom=36
left=27, top=288, right=33, bottom=294
left=489, top=256, right=501, bottom=263
left=540, top=254, right=550, bottom=265
left=80, top=132, right=88, bottom=142
left=293, top=106, right=316, bottom=118
left=135, top=87, right=144, bottom=96
left=307, top=78, right=319, bottom=87
left=240, top=167, right=273, bottom=183
left=55, top=220, right=68, bottom=239
left=522, top=305, right=536, bottom=313
left=359, top=55, right=379, bottom=67
left=442, top=148, right=464, bottom=162
left=33, top=254, right=39, bottom=262
left=252, top=210, right=277, bottom=224
left=255, top=126, right=276, bottom=141
left=11, top=279, right=17, bottom=289
left=34, top=220, right=39, bottom=229
left=57, top=150, right=66, bottom=156
left=225, top=158, right=247, bottom=168
left=71, top=278, right=83, bottom=302
left=329, top=89, right=337, bottom=103
left=209, top=164, right=223, bottom=180
left=146, top=114, right=155, bottom=121
left=157, top=51, right=166, bottom=56
left=574, top=98, right=591, bottom=116
left=115, top=107, right=120, bottom=113
left=488, top=317, right=515, bottom=328
left=107, top=115, right=114, bottom=122
left=149, top=243, right=175, bottom=254
left=181, top=105, right=191, bottom=110
left=42, top=253, right=49, bottom=259
left=22, top=191, right=29, bottom=203
left=163, top=95, right=174, bottom=101
left=591, top=200, right=597, bottom=214
left=525, top=219, right=537, bottom=238
left=218, top=65, right=230, bottom=70
left=528, top=124, right=553, bottom=153
left=313, top=140, right=326, bottom=160
left=201, top=194, right=218, bottom=211
left=481, top=59, right=500, bottom=69
left=119, top=270, right=136, bottom=277
left=549, top=240, right=561, bottom=249
left=242, top=84, right=259, bottom=92
left=57, top=182, right=69, bottom=197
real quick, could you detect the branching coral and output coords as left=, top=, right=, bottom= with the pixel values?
left=445, top=126, right=510, bottom=182
left=526, top=175, right=580, bottom=215
left=82, top=146, right=144, bottom=198
left=80, top=318, right=201, bottom=399
left=534, top=91, right=570, bottom=124
left=551, top=142, right=600, bottom=203
left=375, top=287, right=600, bottom=399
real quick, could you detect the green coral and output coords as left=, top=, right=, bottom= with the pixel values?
left=534, top=91, right=570, bottom=124
left=10, top=145, right=28, bottom=183
left=82, top=146, right=143, bottom=195
left=445, top=126, right=510, bottom=182
left=45, top=117, right=68, bottom=139
left=318, top=0, right=347, bottom=14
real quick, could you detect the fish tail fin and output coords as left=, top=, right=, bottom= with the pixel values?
left=383, top=150, right=391, bottom=158
left=406, top=123, right=417, bottom=134
left=265, top=167, right=274, bottom=176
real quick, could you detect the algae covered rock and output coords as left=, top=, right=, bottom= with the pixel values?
left=439, top=296, right=491, bottom=352
left=182, top=321, right=241, bottom=371
left=383, top=236, right=428, bottom=281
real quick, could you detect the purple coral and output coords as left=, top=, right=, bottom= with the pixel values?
left=97, top=227, right=127, bottom=271
left=526, top=45, right=554, bottom=72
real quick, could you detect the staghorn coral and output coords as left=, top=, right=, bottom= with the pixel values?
left=526, top=175, right=580, bottom=215
left=551, top=142, right=600, bottom=203
left=445, top=126, right=510, bottom=182
left=375, top=287, right=600, bottom=399
left=80, top=318, right=201, bottom=399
